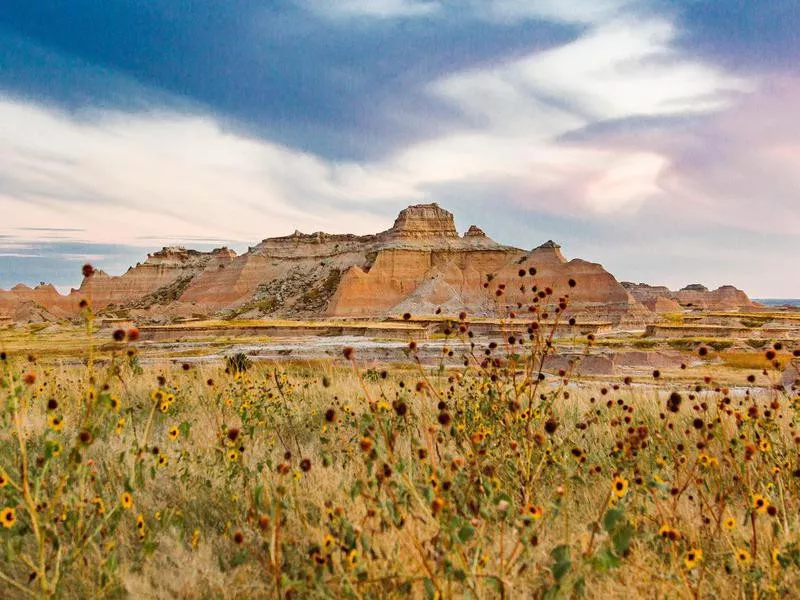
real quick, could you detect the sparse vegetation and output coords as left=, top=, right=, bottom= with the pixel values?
left=1, top=271, right=799, bottom=598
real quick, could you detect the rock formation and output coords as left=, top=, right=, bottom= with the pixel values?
left=622, top=282, right=756, bottom=311
left=0, top=203, right=755, bottom=325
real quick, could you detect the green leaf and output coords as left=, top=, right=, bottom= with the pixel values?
left=423, top=577, right=436, bottom=600
left=552, top=559, right=572, bottom=581
left=612, top=522, right=634, bottom=556
left=550, top=544, right=571, bottom=581
left=350, top=479, right=363, bottom=500
left=592, top=547, right=621, bottom=572
left=551, top=544, right=570, bottom=564
left=457, top=524, right=475, bottom=542
left=602, top=508, right=623, bottom=532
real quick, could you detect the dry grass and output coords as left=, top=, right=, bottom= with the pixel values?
left=1, top=314, right=800, bottom=599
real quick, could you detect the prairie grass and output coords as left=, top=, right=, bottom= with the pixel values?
left=1, top=286, right=800, bottom=599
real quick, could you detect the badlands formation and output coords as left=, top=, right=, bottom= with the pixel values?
left=0, top=204, right=757, bottom=326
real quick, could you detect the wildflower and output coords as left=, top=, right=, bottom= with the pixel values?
left=724, top=516, right=737, bottom=530
left=698, top=453, right=719, bottom=468
left=735, top=548, right=752, bottom=566
left=658, top=524, right=680, bottom=541
left=136, top=514, right=145, bottom=540
left=116, top=417, right=126, bottom=435
left=684, top=548, right=703, bottom=569
left=752, top=493, right=769, bottom=514
left=1, top=507, right=17, bottom=528
left=759, top=439, right=771, bottom=453
left=48, top=414, right=64, bottom=432
left=258, top=515, right=270, bottom=532
left=168, top=426, right=179, bottom=441
left=522, top=504, right=543, bottom=523
left=0, top=469, right=8, bottom=488
left=611, top=475, right=629, bottom=498
left=772, top=548, right=784, bottom=568
left=121, top=492, right=133, bottom=510
left=227, top=450, right=239, bottom=462
left=346, top=549, right=359, bottom=569
left=431, top=496, right=446, bottom=516
left=91, top=496, right=106, bottom=515
left=232, top=530, right=244, bottom=545
left=157, top=455, right=168, bottom=468
left=359, top=437, right=374, bottom=453
left=109, top=395, right=121, bottom=411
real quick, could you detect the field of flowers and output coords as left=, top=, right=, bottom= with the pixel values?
left=1, top=295, right=800, bottom=598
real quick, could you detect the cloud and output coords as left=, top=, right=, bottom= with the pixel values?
left=472, top=0, right=636, bottom=24
left=305, top=0, right=636, bottom=25
left=302, top=0, right=440, bottom=20
left=0, top=12, right=758, bottom=243
left=1, top=3, right=797, bottom=296
left=375, top=16, right=748, bottom=214
left=0, top=98, right=398, bottom=247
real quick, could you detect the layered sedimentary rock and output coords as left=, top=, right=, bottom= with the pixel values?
left=622, top=282, right=755, bottom=311
left=82, top=247, right=237, bottom=310
left=0, top=283, right=78, bottom=321
left=0, top=203, right=753, bottom=325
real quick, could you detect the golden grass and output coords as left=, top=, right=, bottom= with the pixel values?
left=1, top=316, right=799, bottom=599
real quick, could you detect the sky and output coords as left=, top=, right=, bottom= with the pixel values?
left=0, top=0, right=798, bottom=297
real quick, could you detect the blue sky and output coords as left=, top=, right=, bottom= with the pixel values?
left=0, top=0, right=798, bottom=296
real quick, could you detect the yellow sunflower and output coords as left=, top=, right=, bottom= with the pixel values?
left=611, top=475, right=629, bottom=498
left=1, top=507, right=16, bottom=528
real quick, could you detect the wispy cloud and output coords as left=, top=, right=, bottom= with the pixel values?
left=0, top=0, right=797, bottom=296
left=302, top=0, right=440, bottom=20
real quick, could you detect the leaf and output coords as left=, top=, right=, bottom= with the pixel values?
left=550, top=545, right=572, bottom=581
left=612, top=522, right=634, bottom=556
left=602, top=508, right=623, bottom=532
left=457, top=524, right=475, bottom=543
left=350, top=479, right=363, bottom=500
left=551, top=544, right=570, bottom=564
left=552, top=559, right=572, bottom=581
left=423, top=577, right=436, bottom=600
left=592, top=547, right=621, bottom=572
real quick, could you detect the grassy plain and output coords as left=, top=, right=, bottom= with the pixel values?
left=1, top=318, right=799, bottom=599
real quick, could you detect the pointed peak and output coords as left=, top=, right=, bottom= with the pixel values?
left=537, top=240, right=561, bottom=250
left=530, top=240, right=566, bottom=264
left=464, top=225, right=487, bottom=238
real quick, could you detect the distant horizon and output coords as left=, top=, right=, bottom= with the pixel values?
left=0, top=213, right=796, bottom=300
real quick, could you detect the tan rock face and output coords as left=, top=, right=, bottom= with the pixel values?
left=379, top=203, right=458, bottom=241
left=0, top=283, right=78, bottom=321
left=622, top=282, right=756, bottom=310
left=0, top=204, right=753, bottom=325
